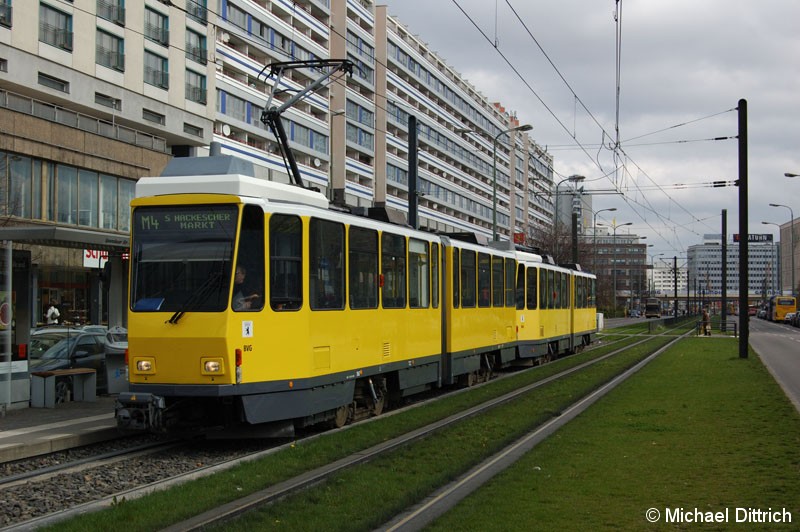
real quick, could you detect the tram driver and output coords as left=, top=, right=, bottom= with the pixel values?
left=232, top=265, right=260, bottom=310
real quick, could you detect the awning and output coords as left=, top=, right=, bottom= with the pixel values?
left=0, top=225, right=129, bottom=251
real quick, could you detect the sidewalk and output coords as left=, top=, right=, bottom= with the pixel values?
left=0, top=396, right=118, bottom=462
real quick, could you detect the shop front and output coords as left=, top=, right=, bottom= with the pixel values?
left=0, top=226, right=129, bottom=410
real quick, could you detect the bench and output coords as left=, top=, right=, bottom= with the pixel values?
left=30, top=368, right=97, bottom=408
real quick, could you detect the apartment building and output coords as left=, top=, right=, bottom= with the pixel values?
left=0, top=0, right=554, bottom=333
left=213, top=0, right=555, bottom=241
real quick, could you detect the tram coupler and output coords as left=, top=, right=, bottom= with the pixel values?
left=115, top=392, right=166, bottom=431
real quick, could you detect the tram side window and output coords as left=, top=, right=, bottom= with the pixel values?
left=567, top=274, right=572, bottom=308
left=515, top=264, right=525, bottom=310
left=409, top=238, right=429, bottom=308
left=548, top=270, right=555, bottom=309
left=539, top=268, right=548, bottom=309
left=431, top=243, right=439, bottom=309
left=270, top=214, right=302, bottom=311
left=589, top=278, right=596, bottom=308
left=478, top=253, right=491, bottom=307
left=234, top=205, right=265, bottom=312
left=576, top=277, right=584, bottom=308
left=492, top=256, right=504, bottom=307
left=526, top=267, right=538, bottom=310
left=505, top=258, right=515, bottom=307
left=310, top=218, right=344, bottom=310
left=452, top=248, right=460, bottom=308
left=382, top=232, right=406, bottom=308
left=580, top=277, right=588, bottom=308
left=349, top=226, right=378, bottom=309
left=554, top=272, right=561, bottom=309
left=561, top=272, right=569, bottom=309
left=461, top=249, right=476, bottom=307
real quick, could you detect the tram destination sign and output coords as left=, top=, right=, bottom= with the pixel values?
left=134, top=206, right=237, bottom=234
left=733, top=234, right=773, bottom=243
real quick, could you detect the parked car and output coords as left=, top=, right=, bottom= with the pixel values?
left=629, top=309, right=640, bottom=318
left=757, top=309, right=767, bottom=319
left=29, top=328, right=108, bottom=403
left=783, top=312, right=796, bottom=325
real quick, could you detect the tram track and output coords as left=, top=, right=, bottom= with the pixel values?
left=0, top=437, right=291, bottom=530
left=0, top=322, right=693, bottom=531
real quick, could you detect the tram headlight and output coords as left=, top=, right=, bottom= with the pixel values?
left=201, top=357, right=224, bottom=375
left=134, top=358, right=156, bottom=374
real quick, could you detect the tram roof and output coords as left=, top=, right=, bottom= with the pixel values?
left=0, top=225, right=129, bottom=251
left=135, top=173, right=330, bottom=210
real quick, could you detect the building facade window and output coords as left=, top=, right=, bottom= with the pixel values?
left=97, top=0, right=125, bottom=26
left=37, top=72, right=69, bottom=93
left=346, top=123, right=374, bottom=151
left=185, top=28, right=206, bottom=64
left=185, top=69, right=206, bottom=104
left=183, top=122, right=203, bottom=137
left=0, top=0, right=12, bottom=28
left=0, top=150, right=133, bottom=231
left=142, top=108, right=165, bottom=125
left=144, top=51, right=168, bottom=89
left=144, top=7, right=168, bottom=45
left=95, top=92, right=121, bottom=110
left=96, top=29, right=124, bottom=71
left=9, top=154, right=32, bottom=218
left=226, top=2, right=247, bottom=30
left=186, top=0, right=207, bottom=25
left=39, top=3, right=73, bottom=51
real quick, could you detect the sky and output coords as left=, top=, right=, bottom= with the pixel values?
left=381, top=0, right=800, bottom=260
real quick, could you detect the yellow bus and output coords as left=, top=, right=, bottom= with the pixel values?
left=768, top=296, right=796, bottom=322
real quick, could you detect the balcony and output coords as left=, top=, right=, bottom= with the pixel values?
left=39, top=23, right=73, bottom=51
left=97, top=0, right=125, bottom=26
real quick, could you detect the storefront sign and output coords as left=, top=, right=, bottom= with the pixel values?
left=83, top=249, right=109, bottom=269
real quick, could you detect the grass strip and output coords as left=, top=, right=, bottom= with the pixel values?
left=204, top=337, right=671, bottom=530
left=46, top=334, right=670, bottom=531
left=428, top=339, right=800, bottom=530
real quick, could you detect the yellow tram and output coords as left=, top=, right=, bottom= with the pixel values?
left=116, top=159, right=597, bottom=435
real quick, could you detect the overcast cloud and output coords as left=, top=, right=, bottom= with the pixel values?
left=381, top=0, right=800, bottom=257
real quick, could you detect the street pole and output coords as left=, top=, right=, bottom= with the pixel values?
left=408, top=114, right=418, bottom=230
left=593, top=207, right=616, bottom=273
left=673, top=255, right=678, bottom=320
left=492, top=124, right=532, bottom=241
left=611, top=221, right=632, bottom=318
left=738, top=99, right=748, bottom=358
left=722, top=209, right=727, bottom=329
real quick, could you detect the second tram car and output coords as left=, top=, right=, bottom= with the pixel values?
left=115, top=158, right=597, bottom=436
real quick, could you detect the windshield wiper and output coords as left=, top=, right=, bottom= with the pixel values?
left=167, top=272, right=224, bottom=325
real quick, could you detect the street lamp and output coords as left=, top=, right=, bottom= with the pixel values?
left=592, top=207, right=617, bottom=273
left=492, top=124, right=532, bottom=241
left=770, top=203, right=795, bottom=298
left=763, top=220, right=785, bottom=296
left=610, top=221, right=632, bottom=317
